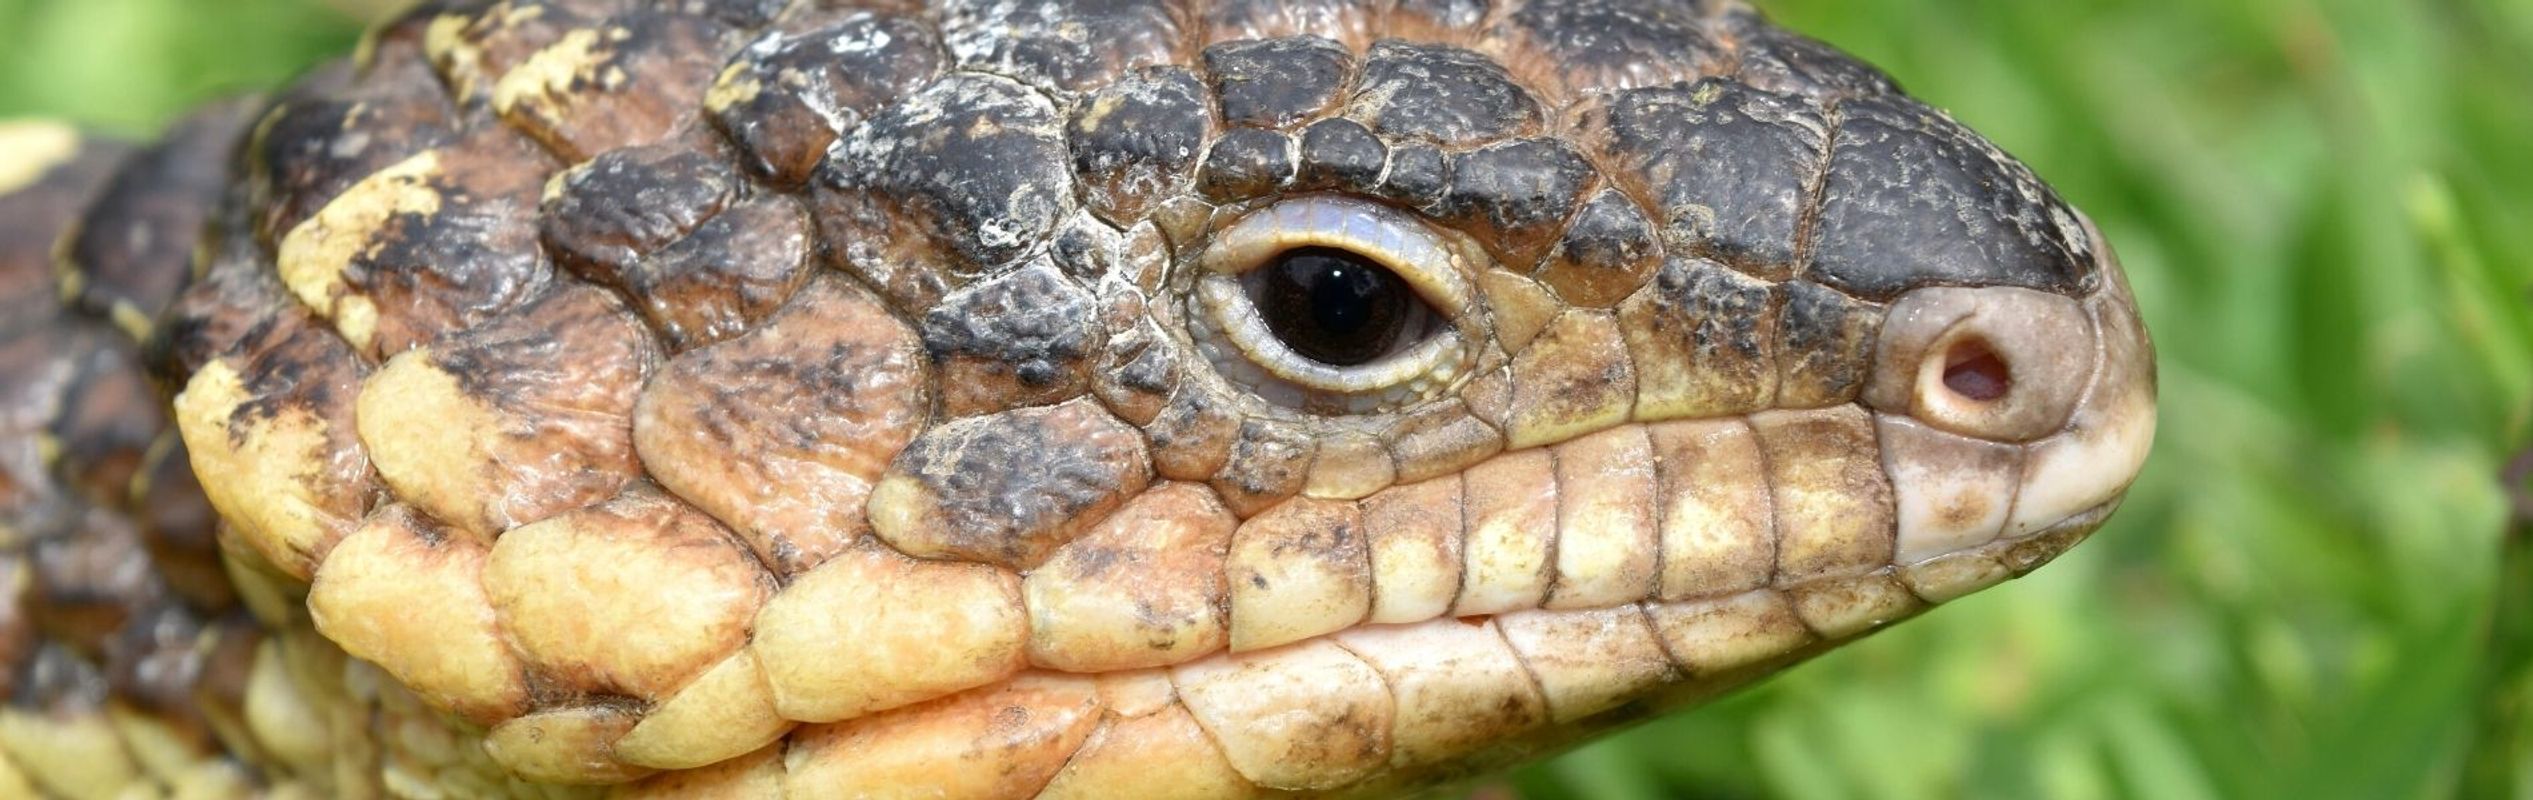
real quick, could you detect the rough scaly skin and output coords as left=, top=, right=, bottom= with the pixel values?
left=0, top=1, right=2157, bottom=797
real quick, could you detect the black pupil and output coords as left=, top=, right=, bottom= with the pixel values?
left=1256, top=247, right=1414, bottom=367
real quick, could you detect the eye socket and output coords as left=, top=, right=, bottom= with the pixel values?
left=1188, top=197, right=1479, bottom=413
left=1249, top=246, right=1434, bottom=367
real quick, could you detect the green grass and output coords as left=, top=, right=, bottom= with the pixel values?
left=5, top=1, right=2527, bottom=798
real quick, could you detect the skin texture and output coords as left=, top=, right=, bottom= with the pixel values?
left=0, top=1, right=2156, bottom=798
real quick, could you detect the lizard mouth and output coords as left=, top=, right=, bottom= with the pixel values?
left=736, top=250, right=2156, bottom=795
left=766, top=451, right=2137, bottom=800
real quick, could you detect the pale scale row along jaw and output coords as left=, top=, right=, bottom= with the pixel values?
left=0, top=0, right=2152, bottom=797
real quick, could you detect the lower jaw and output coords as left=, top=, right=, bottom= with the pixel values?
left=1161, top=496, right=2121, bottom=797
left=608, top=495, right=2115, bottom=799
left=202, top=483, right=2116, bottom=799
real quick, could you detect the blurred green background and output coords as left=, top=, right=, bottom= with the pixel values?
left=4, top=0, right=2528, bottom=797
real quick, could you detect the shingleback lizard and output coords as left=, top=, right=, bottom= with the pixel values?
left=0, top=0, right=2157, bottom=797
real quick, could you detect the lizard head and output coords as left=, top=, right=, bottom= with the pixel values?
left=143, top=0, right=2155, bottom=794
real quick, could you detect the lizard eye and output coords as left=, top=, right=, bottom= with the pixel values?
left=1191, top=197, right=1476, bottom=414
left=1249, top=246, right=1430, bottom=367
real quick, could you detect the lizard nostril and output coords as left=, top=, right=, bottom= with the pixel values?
left=1941, top=338, right=2012, bottom=402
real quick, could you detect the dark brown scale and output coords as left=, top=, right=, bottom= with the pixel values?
left=1204, top=36, right=1355, bottom=129
left=313, top=125, right=557, bottom=359
left=1486, top=0, right=1733, bottom=97
left=543, top=133, right=814, bottom=351
left=880, top=400, right=1152, bottom=571
left=708, top=12, right=946, bottom=188
left=1438, top=137, right=1598, bottom=269
left=1294, top=117, right=1385, bottom=192
left=1810, top=94, right=2095, bottom=300
left=1197, top=127, right=1297, bottom=203
left=922, top=260, right=1107, bottom=417
left=1537, top=188, right=1663, bottom=308
left=625, top=194, right=815, bottom=350
left=1375, top=141, right=1450, bottom=211
left=493, top=10, right=735, bottom=162
left=48, top=329, right=163, bottom=506
left=1142, top=385, right=1243, bottom=482
left=942, top=0, right=1194, bottom=94
left=248, top=55, right=460, bottom=245
left=0, top=135, right=128, bottom=323
left=0, top=324, right=93, bottom=522
left=60, top=98, right=262, bottom=333
left=1595, top=77, right=1829, bottom=282
left=1210, top=417, right=1317, bottom=517
left=1775, top=280, right=1882, bottom=407
left=543, top=144, right=739, bottom=275
left=1067, top=66, right=1212, bottom=225
left=145, top=200, right=295, bottom=389
left=813, top=72, right=1076, bottom=308
left=1721, top=8, right=1905, bottom=100
left=1092, top=314, right=1182, bottom=426
left=1350, top=41, right=1541, bottom=146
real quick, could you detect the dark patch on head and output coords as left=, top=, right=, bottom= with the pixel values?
left=886, top=400, right=1151, bottom=570
left=1069, top=66, right=1213, bottom=224
left=1774, top=281, right=1880, bottom=407
left=1490, top=0, right=1729, bottom=94
left=1213, top=418, right=1317, bottom=506
left=1294, top=117, right=1386, bottom=193
left=943, top=0, right=1191, bottom=93
left=1197, top=127, right=1297, bottom=203
left=618, top=195, right=815, bottom=351
left=1598, top=78, right=1828, bottom=281
left=425, top=284, right=656, bottom=416
left=1722, top=9, right=1903, bottom=100
left=543, top=144, right=737, bottom=278
left=248, top=57, right=460, bottom=242
left=1204, top=36, right=1355, bottom=128
left=1809, top=95, right=2095, bottom=300
left=709, top=13, right=946, bottom=188
left=62, top=98, right=260, bottom=326
left=143, top=203, right=281, bottom=388
left=1538, top=189, right=1663, bottom=307
left=1351, top=41, right=1541, bottom=145
left=1438, top=138, right=1596, bottom=264
left=1377, top=141, right=1451, bottom=211
left=816, top=73, right=1076, bottom=288
left=922, top=260, right=1105, bottom=414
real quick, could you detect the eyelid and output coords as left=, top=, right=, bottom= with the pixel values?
left=1198, top=196, right=1476, bottom=316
